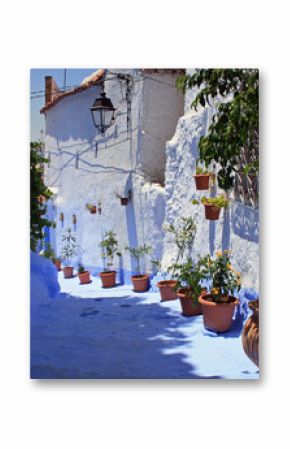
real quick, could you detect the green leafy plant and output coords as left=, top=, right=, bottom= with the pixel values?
left=200, top=250, right=241, bottom=303
left=125, top=245, right=152, bottom=274
left=42, top=243, right=59, bottom=263
left=177, top=69, right=259, bottom=191
left=171, top=257, right=206, bottom=304
left=200, top=195, right=229, bottom=209
left=164, top=217, right=197, bottom=264
left=195, top=159, right=210, bottom=176
left=100, top=230, right=120, bottom=271
left=195, top=167, right=209, bottom=175
left=30, top=141, right=55, bottom=252
left=61, top=228, right=78, bottom=265
left=77, top=264, right=85, bottom=274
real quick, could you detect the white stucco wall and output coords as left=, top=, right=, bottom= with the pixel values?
left=43, top=70, right=182, bottom=281
left=140, top=73, right=184, bottom=183
left=162, top=77, right=259, bottom=292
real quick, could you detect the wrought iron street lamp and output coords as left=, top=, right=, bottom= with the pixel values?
left=90, top=87, right=116, bottom=134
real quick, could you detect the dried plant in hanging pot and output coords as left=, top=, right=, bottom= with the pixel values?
left=114, top=190, right=131, bottom=206
left=72, top=214, right=77, bottom=225
left=59, top=212, right=64, bottom=222
left=194, top=166, right=211, bottom=190
left=86, top=203, right=97, bottom=214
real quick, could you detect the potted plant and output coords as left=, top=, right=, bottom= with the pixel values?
left=99, top=230, right=120, bottom=288
left=86, top=203, right=97, bottom=214
left=199, top=195, right=229, bottom=220
left=61, top=227, right=78, bottom=278
left=125, top=245, right=152, bottom=292
left=114, top=190, right=131, bottom=206
left=198, top=251, right=241, bottom=332
left=151, top=257, right=177, bottom=301
left=42, top=244, right=61, bottom=271
left=194, top=163, right=211, bottom=190
left=158, top=217, right=197, bottom=301
left=242, top=299, right=259, bottom=367
left=77, top=264, right=91, bottom=285
left=172, top=258, right=205, bottom=316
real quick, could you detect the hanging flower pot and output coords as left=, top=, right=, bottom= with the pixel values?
left=194, top=174, right=210, bottom=190
left=100, top=271, right=116, bottom=288
left=114, top=190, right=131, bottom=206
left=157, top=280, right=178, bottom=301
left=204, top=203, right=221, bottom=220
left=86, top=203, right=97, bottom=214
left=198, top=293, right=239, bottom=332
left=120, top=198, right=129, bottom=206
left=131, top=274, right=149, bottom=292
left=201, top=195, right=229, bottom=221
left=63, top=266, right=74, bottom=279
left=242, top=300, right=259, bottom=367
left=177, top=289, right=202, bottom=316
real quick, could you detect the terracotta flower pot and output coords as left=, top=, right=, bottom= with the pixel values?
left=194, top=174, right=210, bottom=190
left=63, top=266, right=74, bottom=279
left=54, top=260, right=61, bottom=271
left=131, top=274, right=149, bottom=292
left=204, top=203, right=221, bottom=220
left=177, top=289, right=202, bottom=316
left=157, top=280, right=178, bottom=301
left=90, top=206, right=97, bottom=214
left=78, top=271, right=91, bottom=284
left=242, top=300, right=259, bottom=367
left=120, top=198, right=129, bottom=206
left=100, top=271, right=116, bottom=288
left=198, top=293, right=239, bottom=332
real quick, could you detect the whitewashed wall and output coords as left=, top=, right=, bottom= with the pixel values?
left=162, top=79, right=259, bottom=292
left=44, top=70, right=183, bottom=282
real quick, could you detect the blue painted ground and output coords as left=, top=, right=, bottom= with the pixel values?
left=31, top=255, right=259, bottom=379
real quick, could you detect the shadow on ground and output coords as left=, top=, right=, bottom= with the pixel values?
left=31, top=292, right=222, bottom=379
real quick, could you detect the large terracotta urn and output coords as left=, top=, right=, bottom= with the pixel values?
left=242, top=300, right=259, bottom=367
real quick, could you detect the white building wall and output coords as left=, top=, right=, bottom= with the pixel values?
left=139, top=73, right=184, bottom=183
left=44, top=70, right=182, bottom=282
left=162, top=79, right=259, bottom=292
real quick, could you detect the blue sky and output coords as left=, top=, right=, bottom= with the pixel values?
left=30, top=69, right=97, bottom=141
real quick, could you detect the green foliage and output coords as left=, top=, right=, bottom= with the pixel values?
left=125, top=244, right=152, bottom=273
left=177, top=69, right=259, bottom=191
left=61, top=228, right=78, bottom=264
left=77, top=264, right=85, bottom=274
left=201, top=251, right=241, bottom=303
left=151, top=257, right=161, bottom=270
left=30, top=141, right=55, bottom=251
left=171, top=257, right=206, bottom=305
left=195, top=159, right=210, bottom=175
left=42, top=243, right=58, bottom=263
left=100, top=230, right=120, bottom=271
left=200, top=194, right=229, bottom=208
left=195, top=167, right=209, bottom=175
left=164, top=217, right=197, bottom=262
